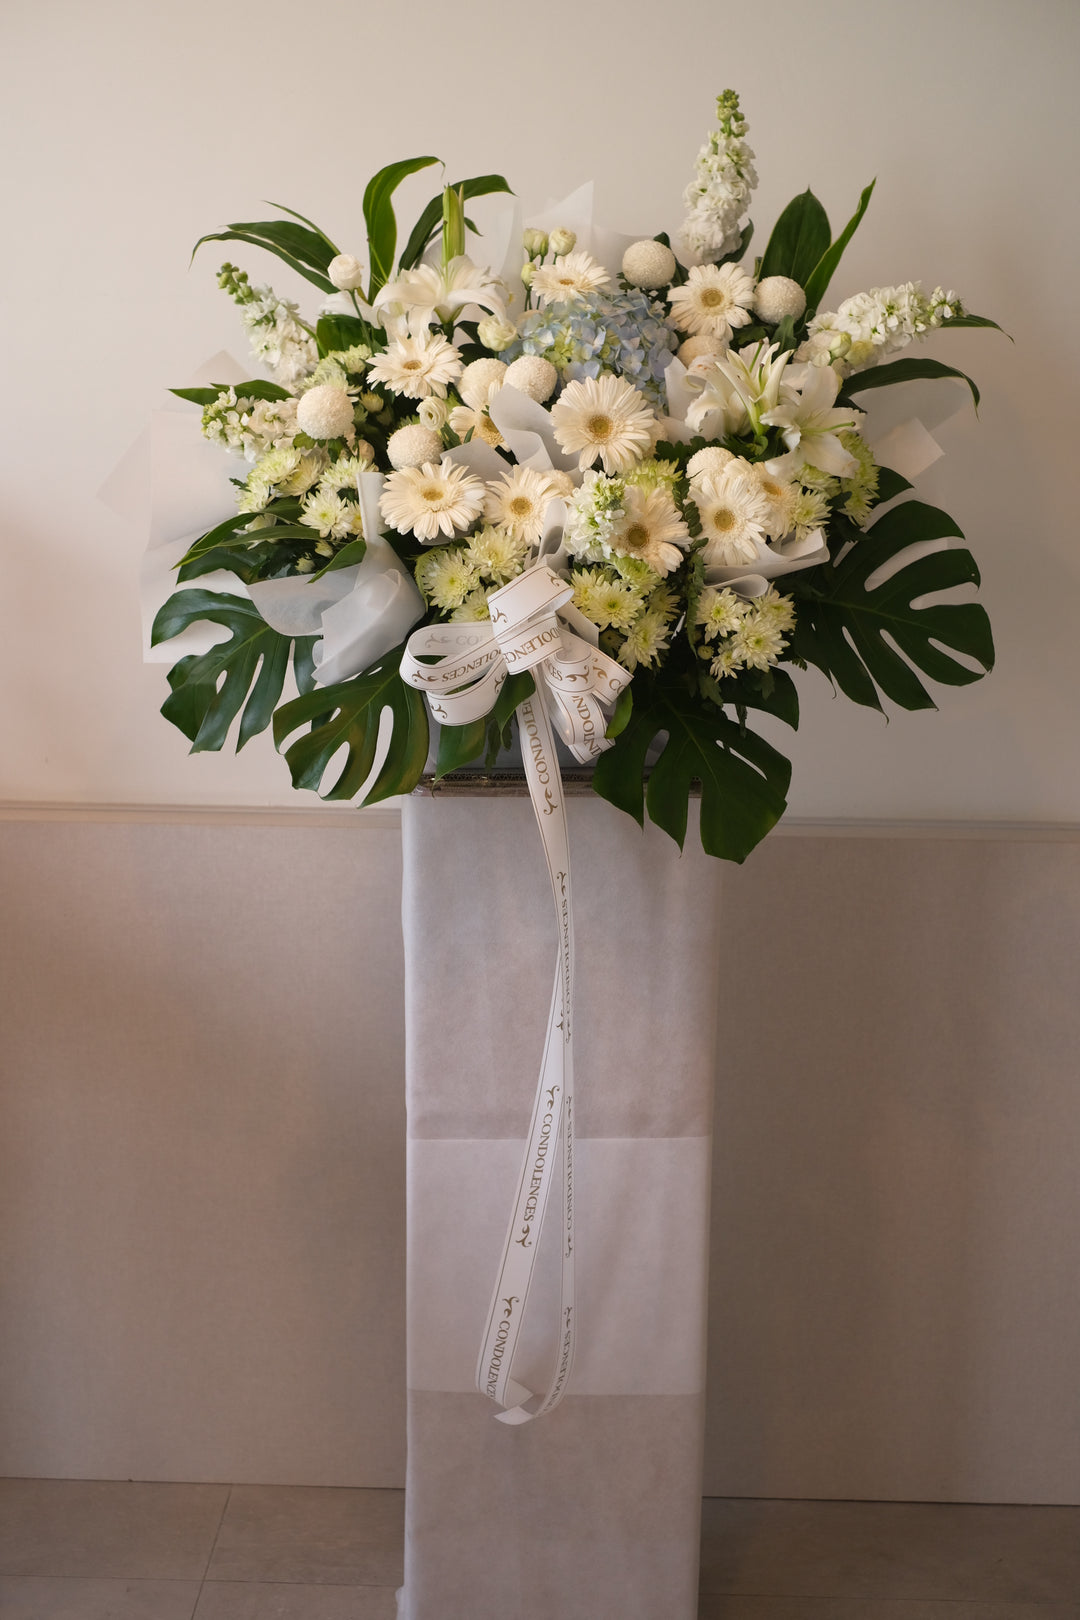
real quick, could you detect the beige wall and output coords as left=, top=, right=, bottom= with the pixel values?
left=2, top=811, right=1078, bottom=1504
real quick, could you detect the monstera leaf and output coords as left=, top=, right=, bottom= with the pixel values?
left=593, top=681, right=792, bottom=863
left=272, top=641, right=429, bottom=804
left=789, top=500, right=995, bottom=712
left=151, top=589, right=316, bottom=752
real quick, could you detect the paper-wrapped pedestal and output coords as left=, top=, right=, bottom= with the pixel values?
left=399, top=790, right=722, bottom=1619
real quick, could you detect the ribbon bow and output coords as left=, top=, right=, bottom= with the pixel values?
left=399, top=563, right=629, bottom=762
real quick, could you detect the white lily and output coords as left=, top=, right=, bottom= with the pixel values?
left=685, top=339, right=791, bottom=439
left=374, top=255, right=509, bottom=328
left=761, top=362, right=864, bottom=478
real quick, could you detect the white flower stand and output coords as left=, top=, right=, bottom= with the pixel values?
left=398, top=782, right=721, bottom=1619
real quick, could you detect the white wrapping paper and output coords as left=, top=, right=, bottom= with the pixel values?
left=399, top=792, right=722, bottom=1619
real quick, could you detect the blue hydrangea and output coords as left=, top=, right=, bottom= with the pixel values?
left=503, top=289, right=677, bottom=406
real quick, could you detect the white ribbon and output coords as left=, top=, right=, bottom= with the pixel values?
left=400, top=564, right=629, bottom=1422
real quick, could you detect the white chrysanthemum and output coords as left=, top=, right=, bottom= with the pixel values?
left=668, top=262, right=756, bottom=340
left=531, top=250, right=612, bottom=306
left=619, top=607, right=671, bottom=672
left=300, top=489, right=357, bottom=540
left=754, top=586, right=797, bottom=634
left=450, top=588, right=492, bottom=622
left=459, top=358, right=507, bottom=410
left=677, top=334, right=728, bottom=367
left=414, top=547, right=481, bottom=610
left=465, top=524, right=531, bottom=583
left=710, top=644, right=743, bottom=679
left=608, top=486, right=690, bottom=577
left=792, top=484, right=831, bottom=539
left=752, top=465, right=800, bottom=538
left=504, top=354, right=558, bottom=403
left=448, top=403, right=505, bottom=448
left=380, top=461, right=486, bottom=543
left=696, top=585, right=747, bottom=640
left=621, top=240, right=677, bottom=290
left=328, top=253, right=365, bottom=291
left=296, top=385, right=355, bottom=440
left=732, top=614, right=788, bottom=671
left=753, top=276, right=807, bottom=325
left=693, top=462, right=770, bottom=566
left=483, top=465, right=558, bottom=543
left=367, top=332, right=462, bottom=399
left=278, top=450, right=327, bottom=496
left=387, top=424, right=444, bottom=470
left=570, top=570, right=643, bottom=633
left=687, top=446, right=735, bottom=481
left=550, top=373, right=656, bottom=473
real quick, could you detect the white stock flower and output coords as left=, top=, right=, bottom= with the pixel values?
left=678, top=89, right=757, bottom=263
left=531, top=250, right=612, bottom=306
left=367, top=331, right=462, bottom=399
left=550, top=373, right=656, bottom=473
left=799, top=281, right=964, bottom=375
left=668, top=262, right=756, bottom=340
left=762, top=364, right=864, bottom=478
left=380, top=461, right=486, bottom=542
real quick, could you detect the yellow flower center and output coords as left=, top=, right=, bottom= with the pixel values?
left=402, top=359, right=423, bottom=371
left=509, top=495, right=534, bottom=517
left=699, top=287, right=730, bottom=310
left=420, top=486, right=444, bottom=502
left=711, top=507, right=736, bottom=531
left=624, top=524, right=650, bottom=551
left=759, top=479, right=783, bottom=499
left=586, top=414, right=613, bottom=440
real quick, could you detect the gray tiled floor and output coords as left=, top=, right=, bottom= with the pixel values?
left=0, top=1480, right=1078, bottom=1618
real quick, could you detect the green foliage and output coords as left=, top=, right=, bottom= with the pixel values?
left=170, top=380, right=292, bottom=406
left=178, top=520, right=313, bottom=570
left=192, top=215, right=338, bottom=295
left=151, top=589, right=316, bottom=752
left=758, top=190, right=831, bottom=286
left=436, top=718, right=487, bottom=779
left=398, top=173, right=514, bottom=272
left=803, top=180, right=875, bottom=316
left=308, top=539, right=366, bottom=580
left=315, top=313, right=373, bottom=357
left=842, top=355, right=981, bottom=409
left=273, top=642, right=429, bottom=804
left=362, top=156, right=441, bottom=297
left=789, top=500, right=995, bottom=712
left=592, top=670, right=792, bottom=863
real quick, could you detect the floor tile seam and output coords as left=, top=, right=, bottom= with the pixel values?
left=198, top=1482, right=233, bottom=1591
left=200, top=1577, right=402, bottom=1589
left=698, top=1588, right=1076, bottom=1603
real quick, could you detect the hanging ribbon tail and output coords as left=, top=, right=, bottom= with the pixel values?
left=399, top=563, right=630, bottom=1422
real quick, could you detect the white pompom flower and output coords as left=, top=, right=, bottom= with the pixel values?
left=327, top=254, right=366, bottom=291
left=296, top=385, right=355, bottom=441
left=387, top=424, right=444, bottom=470
left=504, top=355, right=557, bottom=403
left=621, top=240, right=677, bottom=290
left=753, top=276, right=807, bottom=325
left=459, top=357, right=508, bottom=410
left=677, top=334, right=728, bottom=367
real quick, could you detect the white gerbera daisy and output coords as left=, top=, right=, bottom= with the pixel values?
left=380, top=461, right=486, bottom=543
left=448, top=402, right=506, bottom=449
left=531, top=250, right=611, bottom=306
left=608, top=486, right=690, bottom=577
left=751, top=464, right=800, bottom=538
left=668, top=261, right=756, bottom=340
left=465, top=524, right=531, bottom=583
left=550, top=373, right=656, bottom=473
left=693, top=461, right=770, bottom=566
left=483, top=465, right=559, bottom=543
left=415, top=547, right=481, bottom=610
left=619, top=606, right=671, bottom=672
left=366, top=331, right=462, bottom=400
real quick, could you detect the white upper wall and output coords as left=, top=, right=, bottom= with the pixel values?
left=3, top=0, right=1078, bottom=817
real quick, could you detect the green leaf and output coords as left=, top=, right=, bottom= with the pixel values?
left=151, top=589, right=312, bottom=752
left=315, top=314, right=371, bottom=357
left=803, top=180, right=875, bottom=316
left=178, top=521, right=316, bottom=568
left=940, top=312, right=1008, bottom=334
left=265, top=200, right=339, bottom=255
left=874, top=465, right=914, bottom=505
left=362, top=156, right=441, bottom=297
left=192, top=217, right=337, bottom=294
left=717, top=220, right=754, bottom=270
left=308, top=539, right=366, bottom=581
left=758, top=190, right=832, bottom=286
left=399, top=173, right=514, bottom=272
left=170, top=379, right=292, bottom=406
left=789, top=499, right=995, bottom=712
left=842, top=355, right=980, bottom=409
left=272, top=641, right=429, bottom=804
left=606, top=683, right=633, bottom=739
left=435, top=718, right=486, bottom=779
left=176, top=544, right=266, bottom=584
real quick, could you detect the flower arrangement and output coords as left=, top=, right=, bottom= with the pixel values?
left=154, top=92, right=998, bottom=861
